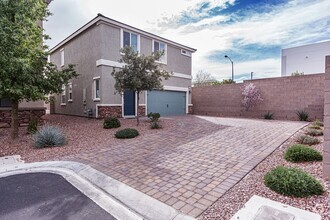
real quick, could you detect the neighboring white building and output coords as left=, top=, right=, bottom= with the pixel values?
left=281, top=40, right=330, bottom=76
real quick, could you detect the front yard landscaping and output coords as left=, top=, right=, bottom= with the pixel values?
left=199, top=123, right=330, bottom=219
left=0, top=114, right=174, bottom=162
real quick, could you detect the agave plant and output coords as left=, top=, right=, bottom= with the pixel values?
left=33, top=125, right=66, bottom=148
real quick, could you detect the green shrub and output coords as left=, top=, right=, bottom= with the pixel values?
left=291, top=71, right=304, bottom=76
left=147, top=112, right=160, bottom=122
left=27, top=116, right=38, bottom=134
left=103, top=117, right=121, bottom=129
left=306, top=128, right=323, bottom=136
left=147, top=112, right=162, bottom=129
left=312, top=119, right=324, bottom=127
left=308, top=124, right=322, bottom=130
left=33, top=125, right=66, bottom=148
left=264, top=166, right=324, bottom=197
left=150, top=122, right=162, bottom=129
left=115, top=128, right=139, bottom=139
left=284, top=144, right=322, bottom=162
left=296, top=110, right=308, bottom=121
left=296, top=135, right=320, bottom=145
left=264, top=112, right=274, bottom=120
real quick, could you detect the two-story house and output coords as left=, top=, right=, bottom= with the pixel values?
left=49, top=14, right=196, bottom=118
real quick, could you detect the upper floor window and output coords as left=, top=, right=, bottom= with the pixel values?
left=61, top=84, right=66, bottom=105
left=153, top=40, right=167, bottom=64
left=60, top=48, right=64, bottom=66
left=68, top=83, right=73, bottom=102
left=122, top=30, right=139, bottom=53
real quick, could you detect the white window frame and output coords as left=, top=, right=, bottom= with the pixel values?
left=152, top=40, right=167, bottom=65
left=60, top=84, right=66, bottom=106
left=181, top=49, right=191, bottom=57
left=68, top=82, right=73, bottom=102
left=93, top=77, right=101, bottom=101
left=60, top=48, right=65, bottom=66
left=120, top=29, right=140, bottom=53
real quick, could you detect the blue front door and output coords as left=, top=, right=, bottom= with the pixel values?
left=124, top=91, right=136, bottom=116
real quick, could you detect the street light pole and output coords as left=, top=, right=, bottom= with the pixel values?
left=224, top=55, right=234, bottom=81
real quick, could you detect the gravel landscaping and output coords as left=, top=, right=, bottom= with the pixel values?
left=199, top=126, right=330, bottom=220
left=0, top=114, right=176, bottom=162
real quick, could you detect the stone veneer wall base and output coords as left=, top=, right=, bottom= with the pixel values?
left=0, top=107, right=46, bottom=127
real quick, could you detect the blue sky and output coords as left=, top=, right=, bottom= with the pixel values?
left=44, top=0, right=330, bottom=82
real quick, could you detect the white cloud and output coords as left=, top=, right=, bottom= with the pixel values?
left=155, top=0, right=330, bottom=80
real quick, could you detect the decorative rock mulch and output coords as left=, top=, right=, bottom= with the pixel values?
left=0, top=114, right=176, bottom=162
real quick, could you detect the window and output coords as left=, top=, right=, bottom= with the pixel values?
left=181, top=49, right=192, bottom=57
left=0, top=98, right=12, bottom=107
left=60, top=48, right=64, bottom=66
left=122, top=30, right=139, bottom=52
left=68, top=83, right=73, bottom=102
left=61, top=84, right=66, bottom=105
left=93, top=77, right=100, bottom=101
left=153, top=41, right=167, bottom=64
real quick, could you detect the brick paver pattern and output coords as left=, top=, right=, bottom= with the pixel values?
left=65, top=116, right=306, bottom=217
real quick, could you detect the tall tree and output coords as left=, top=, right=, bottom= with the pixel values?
left=112, top=47, right=171, bottom=126
left=0, top=0, right=77, bottom=139
left=193, top=70, right=218, bottom=86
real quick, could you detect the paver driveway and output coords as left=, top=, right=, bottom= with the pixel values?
left=66, top=115, right=307, bottom=217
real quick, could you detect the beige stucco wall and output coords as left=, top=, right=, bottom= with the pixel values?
left=50, top=19, right=193, bottom=117
left=50, top=25, right=102, bottom=117
left=323, top=56, right=330, bottom=179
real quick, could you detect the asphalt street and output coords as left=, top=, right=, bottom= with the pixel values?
left=0, top=172, right=116, bottom=220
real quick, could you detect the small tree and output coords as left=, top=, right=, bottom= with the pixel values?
left=0, top=0, right=77, bottom=139
left=242, top=83, right=262, bottom=111
left=111, top=47, right=171, bottom=125
left=193, top=70, right=218, bottom=86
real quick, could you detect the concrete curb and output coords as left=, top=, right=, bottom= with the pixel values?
left=0, top=161, right=195, bottom=220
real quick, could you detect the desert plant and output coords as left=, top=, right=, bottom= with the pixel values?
left=309, top=124, right=322, bottom=130
left=296, top=110, right=309, bottom=121
left=147, top=112, right=162, bottom=129
left=312, top=119, right=324, bottom=127
left=306, top=128, right=323, bottom=136
left=103, top=117, right=121, bottom=129
left=309, top=125, right=321, bottom=130
left=241, top=83, right=263, bottom=111
left=33, top=125, right=66, bottom=148
left=115, top=128, right=139, bottom=139
left=284, top=144, right=322, bottom=162
left=264, top=112, right=274, bottom=120
left=264, top=166, right=324, bottom=197
left=291, top=70, right=304, bottom=76
left=27, top=116, right=38, bottom=134
left=296, top=135, right=320, bottom=145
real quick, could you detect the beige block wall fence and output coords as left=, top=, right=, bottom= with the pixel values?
left=192, top=73, right=324, bottom=121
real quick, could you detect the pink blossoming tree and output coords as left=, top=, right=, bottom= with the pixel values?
left=242, top=83, right=263, bottom=111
